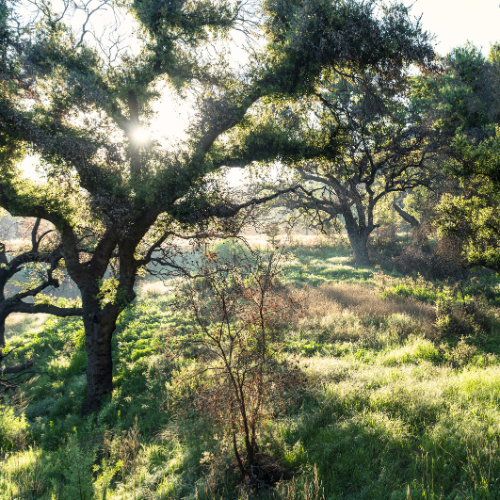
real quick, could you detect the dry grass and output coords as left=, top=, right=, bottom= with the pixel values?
left=297, top=283, right=437, bottom=342
left=310, top=283, right=435, bottom=321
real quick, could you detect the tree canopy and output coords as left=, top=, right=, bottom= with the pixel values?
left=413, top=44, right=500, bottom=272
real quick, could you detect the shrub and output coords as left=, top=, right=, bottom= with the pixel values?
left=62, top=432, right=96, bottom=500
left=168, top=244, right=306, bottom=482
left=392, top=236, right=469, bottom=281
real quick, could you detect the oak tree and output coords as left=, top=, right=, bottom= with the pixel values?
left=256, top=73, right=438, bottom=265
left=414, top=44, right=500, bottom=271
left=0, top=217, right=82, bottom=347
left=0, top=0, right=435, bottom=412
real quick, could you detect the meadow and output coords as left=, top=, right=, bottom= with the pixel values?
left=2, top=237, right=500, bottom=500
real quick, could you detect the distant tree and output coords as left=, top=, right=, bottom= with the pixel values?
left=0, top=0, right=435, bottom=412
left=259, top=74, right=439, bottom=266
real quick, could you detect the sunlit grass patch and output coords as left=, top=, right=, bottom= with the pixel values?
left=380, top=337, right=441, bottom=366
left=137, top=279, right=174, bottom=300
left=310, top=282, right=435, bottom=319
left=0, top=446, right=47, bottom=498
left=5, top=312, right=50, bottom=342
left=451, top=367, right=500, bottom=405
left=288, top=350, right=500, bottom=499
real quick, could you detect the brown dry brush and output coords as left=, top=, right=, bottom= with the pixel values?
left=165, top=242, right=306, bottom=484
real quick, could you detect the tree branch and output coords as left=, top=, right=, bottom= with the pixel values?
left=393, top=203, right=420, bottom=227
left=0, top=356, right=39, bottom=375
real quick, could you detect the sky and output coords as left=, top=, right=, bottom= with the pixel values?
left=404, top=0, right=499, bottom=56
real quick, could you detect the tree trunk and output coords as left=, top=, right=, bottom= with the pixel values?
left=82, top=310, right=117, bottom=414
left=348, top=232, right=371, bottom=266
left=393, top=203, right=420, bottom=227
left=344, top=214, right=372, bottom=266
left=0, top=315, right=5, bottom=348
left=393, top=203, right=430, bottom=250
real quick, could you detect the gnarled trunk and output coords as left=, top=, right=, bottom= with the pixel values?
left=79, top=244, right=138, bottom=414
left=79, top=282, right=123, bottom=414
left=0, top=300, right=14, bottom=348
left=344, top=211, right=373, bottom=266
left=347, top=230, right=371, bottom=266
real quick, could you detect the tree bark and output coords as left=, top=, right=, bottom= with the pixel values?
left=393, top=203, right=420, bottom=227
left=344, top=212, right=372, bottom=266
left=347, top=230, right=371, bottom=267
left=82, top=310, right=116, bottom=414
left=0, top=315, right=5, bottom=349
left=79, top=241, right=138, bottom=414
left=393, top=203, right=431, bottom=250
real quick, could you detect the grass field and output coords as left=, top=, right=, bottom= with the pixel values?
left=2, top=238, right=500, bottom=499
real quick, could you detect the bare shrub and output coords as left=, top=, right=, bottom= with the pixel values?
left=167, top=244, right=306, bottom=483
left=411, top=223, right=431, bottom=248
left=393, top=235, right=468, bottom=281
left=103, top=415, right=141, bottom=475
left=393, top=245, right=432, bottom=276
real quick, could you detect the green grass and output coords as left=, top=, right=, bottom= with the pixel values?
left=2, top=240, right=500, bottom=499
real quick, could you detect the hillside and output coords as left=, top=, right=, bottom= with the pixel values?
left=1, top=239, right=500, bottom=500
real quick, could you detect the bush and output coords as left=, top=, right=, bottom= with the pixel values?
left=62, top=433, right=96, bottom=500
left=168, top=243, right=306, bottom=481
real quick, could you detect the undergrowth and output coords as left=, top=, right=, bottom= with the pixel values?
left=1, top=238, right=500, bottom=499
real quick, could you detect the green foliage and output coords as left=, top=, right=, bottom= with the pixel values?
left=413, top=42, right=500, bottom=273
left=382, top=283, right=445, bottom=304
left=436, top=193, right=500, bottom=272
left=0, top=404, right=29, bottom=451
left=62, top=432, right=96, bottom=500
left=412, top=43, right=500, bottom=137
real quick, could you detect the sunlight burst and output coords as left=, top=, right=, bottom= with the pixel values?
left=134, top=128, right=150, bottom=142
